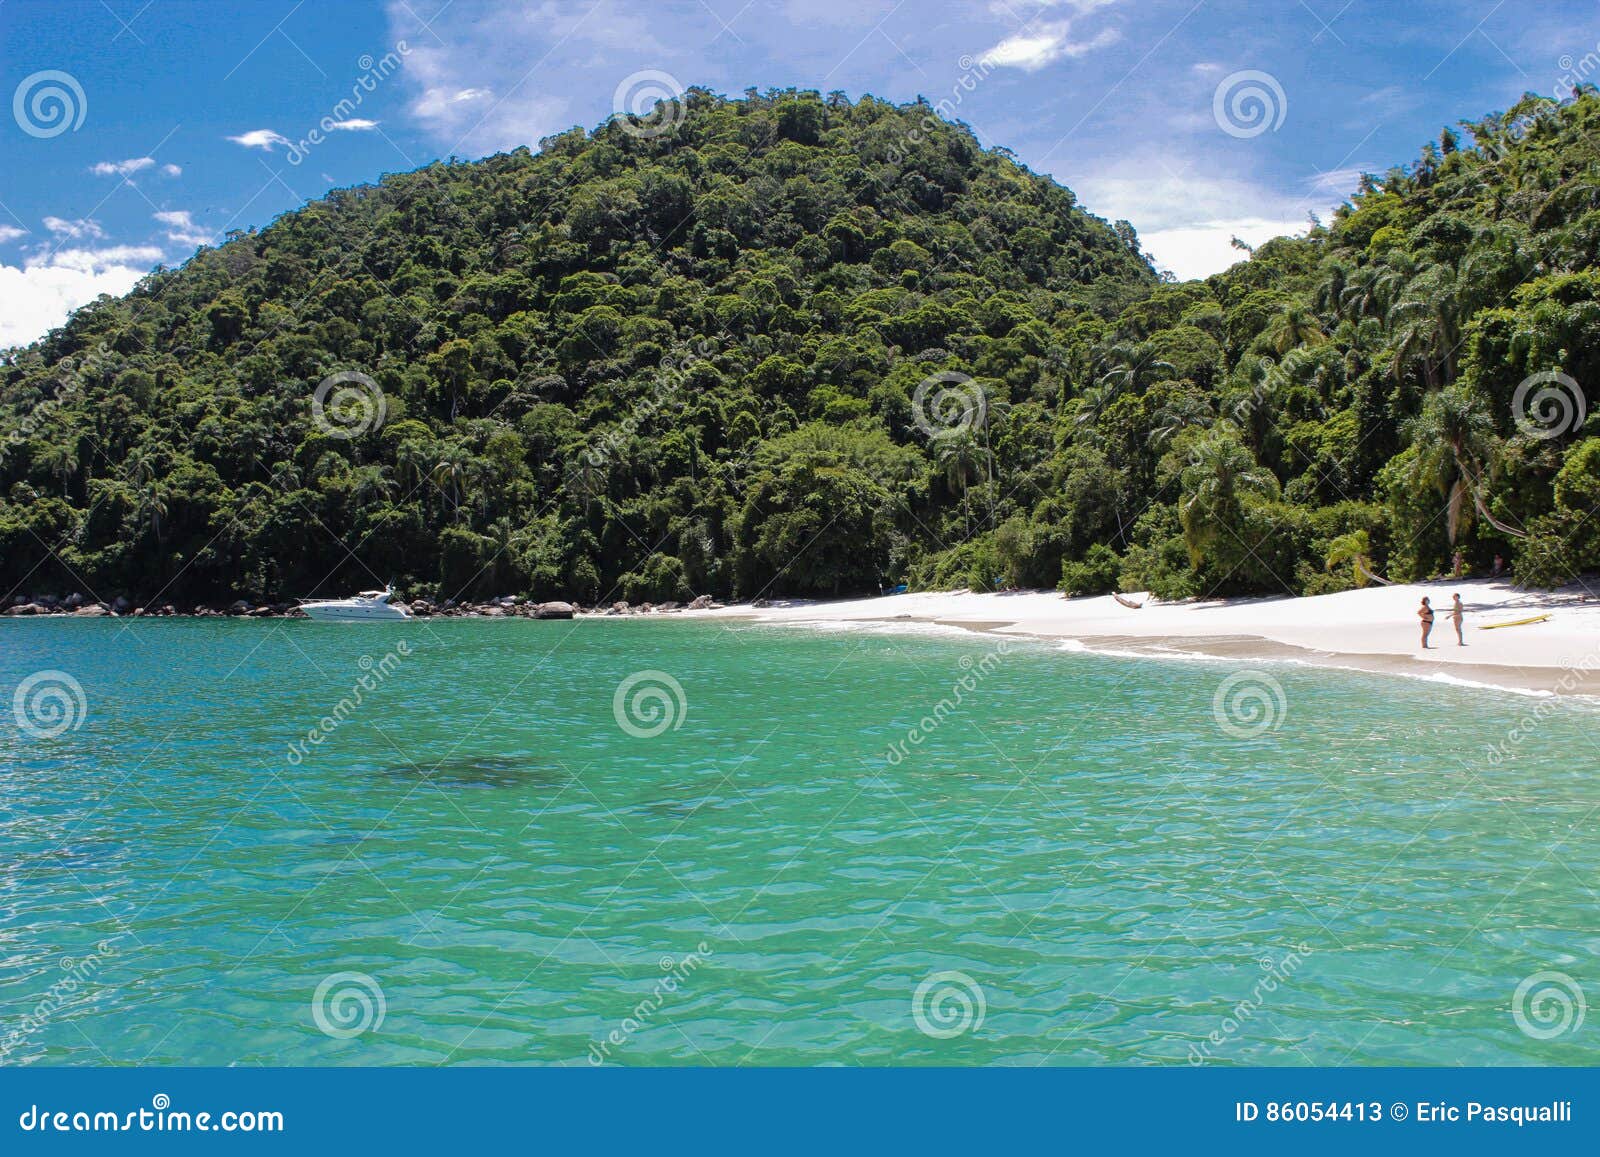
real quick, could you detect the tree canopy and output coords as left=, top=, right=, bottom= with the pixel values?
left=3, top=86, right=1599, bottom=604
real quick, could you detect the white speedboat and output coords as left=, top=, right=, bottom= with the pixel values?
left=298, top=586, right=411, bottom=621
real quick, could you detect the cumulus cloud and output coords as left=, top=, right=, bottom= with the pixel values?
left=979, top=0, right=1122, bottom=71
left=327, top=118, right=380, bottom=131
left=0, top=245, right=164, bottom=350
left=42, top=217, right=106, bottom=240
left=387, top=0, right=615, bottom=154
left=0, top=226, right=27, bottom=244
left=981, top=22, right=1119, bottom=70
left=162, top=163, right=183, bottom=177
left=153, top=210, right=212, bottom=248
left=227, top=128, right=292, bottom=151
left=1071, top=159, right=1335, bottom=280
left=90, top=156, right=156, bottom=177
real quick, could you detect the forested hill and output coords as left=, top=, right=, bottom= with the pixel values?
left=3, top=88, right=1600, bottom=608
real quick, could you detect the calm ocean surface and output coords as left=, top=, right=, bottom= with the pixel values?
left=1, top=617, right=1595, bottom=1066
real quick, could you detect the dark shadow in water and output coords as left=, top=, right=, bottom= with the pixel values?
left=633, top=797, right=712, bottom=819
left=378, top=755, right=568, bottom=790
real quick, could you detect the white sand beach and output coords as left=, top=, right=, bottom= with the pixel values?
left=685, top=579, right=1600, bottom=697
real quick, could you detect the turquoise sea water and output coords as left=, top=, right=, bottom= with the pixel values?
left=1, top=616, right=1596, bottom=1066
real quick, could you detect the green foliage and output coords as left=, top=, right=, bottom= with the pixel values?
left=6, top=88, right=1600, bottom=605
left=1059, top=543, right=1121, bottom=596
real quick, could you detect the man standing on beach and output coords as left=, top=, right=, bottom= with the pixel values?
left=1418, top=597, right=1435, bottom=649
left=1450, top=593, right=1465, bottom=646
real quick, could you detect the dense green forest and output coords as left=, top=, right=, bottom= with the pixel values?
left=3, top=87, right=1599, bottom=606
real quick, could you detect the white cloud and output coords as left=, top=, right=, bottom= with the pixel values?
left=162, top=163, right=183, bottom=178
left=327, top=118, right=380, bottom=131
left=0, top=246, right=163, bottom=350
left=153, top=210, right=212, bottom=248
left=1306, top=166, right=1368, bottom=197
left=1071, top=158, right=1335, bottom=279
left=1137, top=219, right=1311, bottom=281
left=981, top=21, right=1120, bottom=70
left=0, top=226, right=27, bottom=244
left=227, top=128, right=292, bottom=151
left=90, top=156, right=156, bottom=177
left=388, top=1, right=600, bottom=154
left=42, top=217, right=106, bottom=240
left=41, top=245, right=165, bottom=273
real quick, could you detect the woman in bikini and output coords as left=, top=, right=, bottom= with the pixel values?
left=1418, top=597, right=1435, bottom=649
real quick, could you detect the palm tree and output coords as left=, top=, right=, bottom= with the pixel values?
left=1095, top=341, right=1174, bottom=396
left=1324, top=529, right=1379, bottom=587
left=933, top=430, right=990, bottom=536
left=351, top=464, right=396, bottom=505
left=1147, top=393, right=1213, bottom=451
left=1264, top=304, right=1327, bottom=355
left=36, top=440, right=79, bottom=495
left=136, top=486, right=170, bottom=543
left=432, top=450, right=470, bottom=520
left=1178, top=428, right=1277, bottom=565
left=1387, top=264, right=1462, bottom=387
left=1405, top=386, right=1524, bottom=543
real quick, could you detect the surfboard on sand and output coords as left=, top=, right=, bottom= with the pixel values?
left=1480, top=613, right=1551, bottom=630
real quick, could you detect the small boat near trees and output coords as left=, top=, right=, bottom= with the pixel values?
left=298, top=586, right=411, bottom=621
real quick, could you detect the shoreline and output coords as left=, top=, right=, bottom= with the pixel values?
left=680, top=578, right=1600, bottom=699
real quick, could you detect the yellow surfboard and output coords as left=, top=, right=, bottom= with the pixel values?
left=1480, top=613, right=1550, bottom=630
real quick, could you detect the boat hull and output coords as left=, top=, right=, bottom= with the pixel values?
left=299, top=604, right=411, bottom=621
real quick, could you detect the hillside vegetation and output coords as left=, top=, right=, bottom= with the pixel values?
left=3, top=87, right=1599, bottom=605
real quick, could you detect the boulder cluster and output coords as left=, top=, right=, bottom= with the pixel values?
left=3, top=593, right=727, bottom=619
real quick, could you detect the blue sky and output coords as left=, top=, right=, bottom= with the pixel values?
left=0, top=0, right=1594, bottom=348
